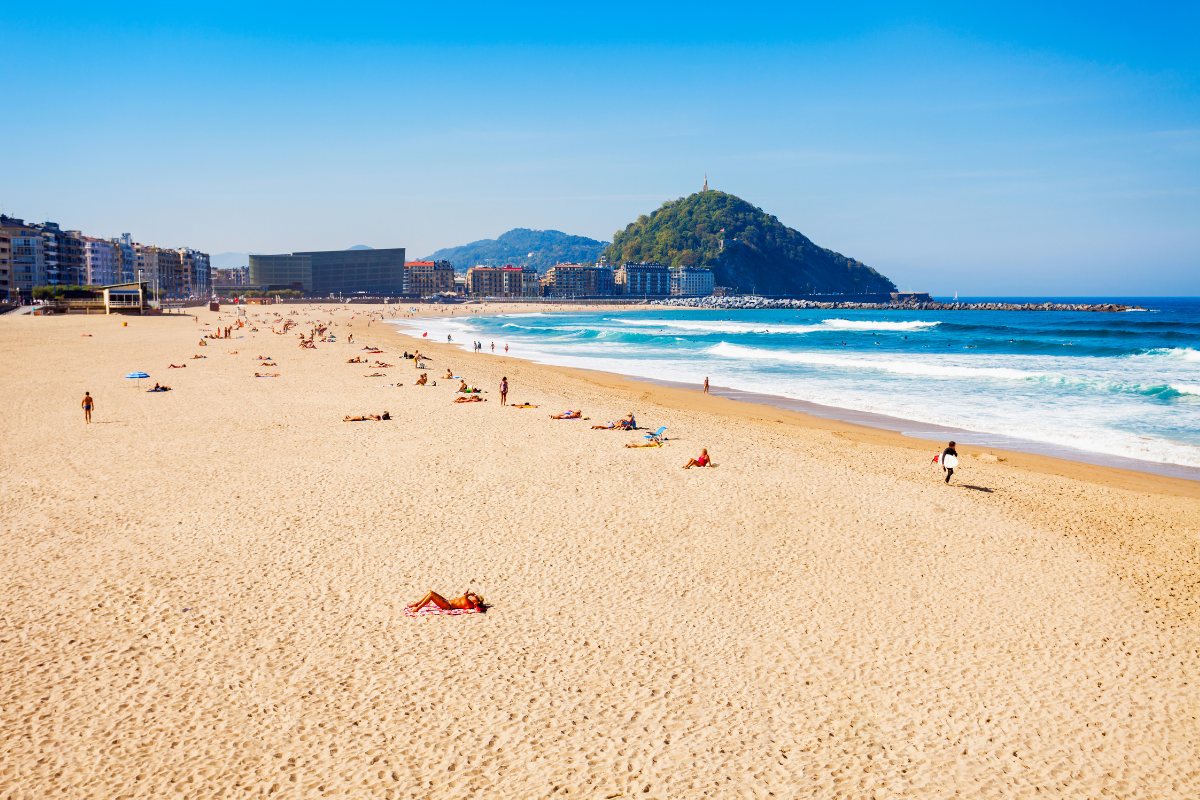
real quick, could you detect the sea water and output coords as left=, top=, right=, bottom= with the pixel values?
left=394, top=298, right=1200, bottom=475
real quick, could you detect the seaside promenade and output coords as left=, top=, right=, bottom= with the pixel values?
left=1, top=305, right=1198, bottom=798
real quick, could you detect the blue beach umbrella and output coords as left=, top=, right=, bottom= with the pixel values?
left=125, top=371, right=150, bottom=390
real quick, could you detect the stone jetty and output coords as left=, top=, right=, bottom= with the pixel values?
left=654, top=296, right=1146, bottom=312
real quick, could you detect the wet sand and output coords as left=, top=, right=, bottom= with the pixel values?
left=1, top=304, right=1197, bottom=798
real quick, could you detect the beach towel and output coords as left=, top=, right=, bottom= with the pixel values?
left=404, top=605, right=483, bottom=618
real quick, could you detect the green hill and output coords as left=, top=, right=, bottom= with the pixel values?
left=424, top=228, right=607, bottom=272
left=603, top=191, right=895, bottom=295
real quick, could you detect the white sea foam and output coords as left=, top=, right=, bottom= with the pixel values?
left=1141, top=347, right=1200, bottom=362
left=709, top=342, right=1042, bottom=380
left=614, top=318, right=940, bottom=335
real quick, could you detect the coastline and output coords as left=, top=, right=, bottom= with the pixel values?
left=390, top=303, right=1200, bottom=496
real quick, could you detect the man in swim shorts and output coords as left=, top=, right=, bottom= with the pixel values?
left=82, top=392, right=94, bottom=423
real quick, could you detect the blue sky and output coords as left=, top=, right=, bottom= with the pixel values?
left=2, top=2, right=1197, bottom=294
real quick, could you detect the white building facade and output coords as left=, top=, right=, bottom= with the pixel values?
left=83, top=237, right=122, bottom=286
left=670, top=267, right=715, bottom=296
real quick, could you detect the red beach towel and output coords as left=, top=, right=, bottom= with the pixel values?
left=404, top=605, right=483, bottom=618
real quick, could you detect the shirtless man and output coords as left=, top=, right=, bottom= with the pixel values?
left=82, top=392, right=94, bottom=423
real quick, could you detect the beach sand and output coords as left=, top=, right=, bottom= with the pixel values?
left=1, top=304, right=1198, bottom=799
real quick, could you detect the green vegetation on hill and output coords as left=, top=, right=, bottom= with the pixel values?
left=603, top=191, right=895, bottom=295
left=424, top=228, right=607, bottom=272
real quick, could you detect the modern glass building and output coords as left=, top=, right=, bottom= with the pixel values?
left=249, top=248, right=406, bottom=294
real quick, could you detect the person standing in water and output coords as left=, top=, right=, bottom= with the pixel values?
left=499, top=376, right=508, bottom=406
left=942, top=441, right=958, bottom=484
left=82, top=391, right=94, bottom=424
left=703, top=377, right=709, bottom=394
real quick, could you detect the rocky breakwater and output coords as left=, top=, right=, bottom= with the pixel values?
left=655, top=296, right=1147, bottom=312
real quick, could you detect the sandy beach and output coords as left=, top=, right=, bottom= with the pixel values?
left=2, top=304, right=1198, bottom=799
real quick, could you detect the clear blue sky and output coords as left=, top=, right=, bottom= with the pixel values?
left=3, top=2, right=1197, bottom=294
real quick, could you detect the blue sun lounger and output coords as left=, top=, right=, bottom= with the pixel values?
left=644, top=426, right=667, bottom=444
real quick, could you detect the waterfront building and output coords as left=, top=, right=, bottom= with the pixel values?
left=178, top=249, right=210, bottom=296
left=0, top=231, right=9, bottom=300
left=212, top=267, right=250, bottom=287
left=111, top=234, right=137, bottom=283
left=33, top=223, right=85, bottom=287
left=83, top=237, right=122, bottom=286
left=615, top=262, right=670, bottom=296
left=466, top=265, right=538, bottom=298
left=249, top=247, right=406, bottom=295
left=541, top=263, right=614, bottom=297
left=405, top=260, right=455, bottom=296
left=0, top=216, right=45, bottom=298
left=670, top=266, right=715, bottom=297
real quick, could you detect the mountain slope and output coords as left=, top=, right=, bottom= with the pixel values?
left=424, top=229, right=607, bottom=271
left=603, top=191, right=895, bottom=295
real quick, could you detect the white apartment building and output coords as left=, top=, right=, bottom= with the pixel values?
left=112, top=234, right=137, bottom=283
left=178, top=248, right=210, bottom=296
left=83, top=237, right=122, bottom=286
left=0, top=216, right=45, bottom=296
left=670, top=266, right=715, bottom=297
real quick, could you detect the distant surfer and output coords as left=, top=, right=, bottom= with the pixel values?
left=941, top=441, right=958, bottom=484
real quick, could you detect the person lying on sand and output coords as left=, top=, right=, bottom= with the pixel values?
left=168, top=364, right=186, bottom=368
left=550, top=410, right=582, bottom=419
left=198, top=340, right=207, bottom=346
left=683, top=448, right=712, bottom=469
left=407, top=590, right=484, bottom=613
left=364, top=372, right=385, bottom=377
left=190, top=354, right=206, bottom=359
left=415, top=373, right=428, bottom=386
left=148, top=383, right=172, bottom=392
left=347, top=356, right=364, bottom=363
left=454, top=395, right=485, bottom=403
left=254, top=372, right=280, bottom=377
left=343, top=412, right=391, bottom=421
left=375, top=361, right=393, bottom=367
left=624, top=441, right=661, bottom=448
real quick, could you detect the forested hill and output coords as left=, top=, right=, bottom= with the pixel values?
left=424, top=228, right=607, bottom=271
left=603, top=191, right=895, bottom=295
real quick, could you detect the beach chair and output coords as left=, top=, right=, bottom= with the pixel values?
left=644, top=426, right=667, bottom=444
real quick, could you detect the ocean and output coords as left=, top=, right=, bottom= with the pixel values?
left=393, top=298, right=1200, bottom=479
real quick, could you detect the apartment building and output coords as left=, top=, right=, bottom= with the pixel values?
left=466, top=265, right=539, bottom=297
left=83, top=238, right=122, bottom=286
left=178, top=249, right=210, bottom=296
left=212, top=267, right=249, bottom=286
left=33, top=223, right=85, bottom=287
left=0, top=215, right=44, bottom=297
left=405, top=260, right=455, bottom=296
left=540, top=264, right=614, bottom=297
left=0, top=231, right=9, bottom=300
left=615, top=262, right=670, bottom=296
left=670, top=266, right=715, bottom=296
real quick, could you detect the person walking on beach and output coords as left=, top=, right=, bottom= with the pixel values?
left=504, top=343, right=508, bottom=354
left=499, top=376, right=508, bottom=406
left=82, top=391, right=94, bottom=424
left=490, top=342, right=495, bottom=353
left=703, top=377, right=709, bottom=394
left=942, top=441, right=958, bottom=484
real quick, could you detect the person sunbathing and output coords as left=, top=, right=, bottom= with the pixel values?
left=592, top=421, right=618, bottom=429
left=148, top=383, right=172, bottom=392
left=618, top=413, right=636, bottom=429
left=683, top=448, right=712, bottom=469
left=364, top=372, right=385, bottom=377
left=625, top=441, right=661, bottom=448
left=457, top=380, right=469, bottom=393
left=454, top=395, right=485, bottom=403
left=254, top=372, right=280, bottom=377
left=260, top=362, right=277, bottom=366
left=347, top=356, right=364, bottom=363
left=550, top=410, right=582, bottom=419
left=415, top=373, right=429, bottom=386
left=190, top=354, right=206, bottom=359
left=168, top=364, right=185, bottom=369
left=407, top=590, right=484, bottom=613
left=343, top=412, right=390, bottom=421
left=444, top=369, right=454, bottom=379
left=375, top=361, right=393, bottom=367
